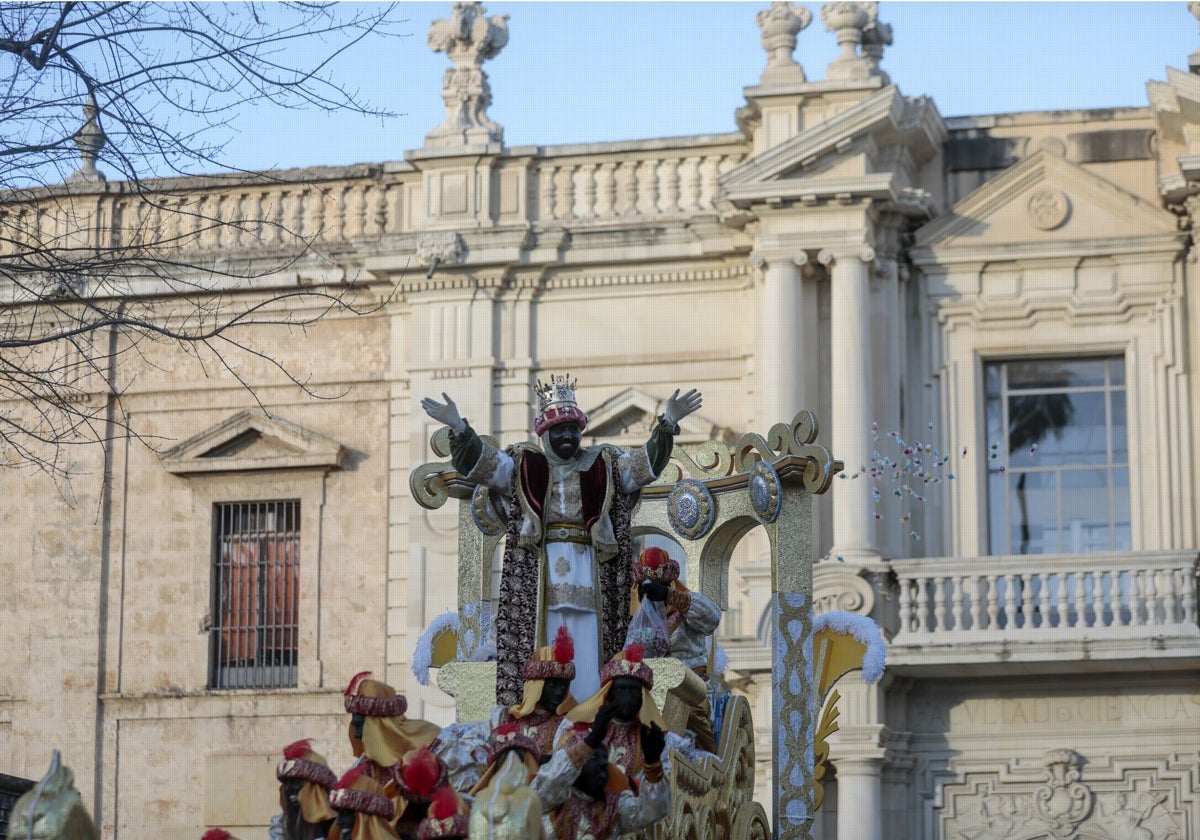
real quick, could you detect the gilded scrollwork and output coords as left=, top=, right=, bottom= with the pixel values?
left=655, top=409, right=837, bottom=494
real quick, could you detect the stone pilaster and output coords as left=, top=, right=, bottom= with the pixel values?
left=835, top=756, right=885, bottom=840
left=753, top=250, right=814, bottom=426
left=821, top=245, right=879, bottom=560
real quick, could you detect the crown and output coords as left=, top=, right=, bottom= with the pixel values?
left=534, top=374, right=579, bottom=413
left=533, top=374, right=588, bottom=435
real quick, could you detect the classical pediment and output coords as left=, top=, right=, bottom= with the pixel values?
left=719, top=86, right=944, bottom=209
left=160, top=409, right=348, bottom=475
left=583, top=388, right=729, bottom=446
left=912, top=150, right=1181, bottom=264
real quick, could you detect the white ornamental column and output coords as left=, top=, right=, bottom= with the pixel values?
left=754, top=251, right=809, bottom=427
left=821, top=246, right=879, bottom=560
left=835, top=757, right=884, bottom=840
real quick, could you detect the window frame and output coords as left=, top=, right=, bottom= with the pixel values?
left=984, top=355, right=1129, bottom=555
left=209, top=498, right=302, bottom=690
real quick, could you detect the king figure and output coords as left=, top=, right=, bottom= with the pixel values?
left=421, top=377, right=702, bottom=705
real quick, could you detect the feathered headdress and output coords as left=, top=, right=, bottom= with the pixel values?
left=343, top=670, right=408, bottom=718
left=522, top=625, right=577, bottom=681
left=394, top=747, right=447, bottom=804
left=202, top=830, right=233, bottom=840
left=599, top=643, right=654, bottom=689
left=276, top=738, right=337, bottom=788
left=329, top=762, right=395, bottom=819
left=417, top=787, right=470, bottom=840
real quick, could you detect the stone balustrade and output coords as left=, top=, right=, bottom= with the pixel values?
left=533, top=148, right=744, bottom=223
left=891, top=551, right=1198, bottom=639
left=0, top=171, right=405, bottom=260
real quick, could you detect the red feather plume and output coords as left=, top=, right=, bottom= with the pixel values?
left=624, top=643, right=645, bottom=664
left=282, top=738, right=313, bottom=760
left=334, top=761, right=369, bottom=790
left=344, top=670, right=372, bottom=696
left=429, top=786, right=458, bottom=821
left=202, top=830, right=232, bottom=840
left=553, top=625, right=574, bottom=665
left=402, top=747, right=441, bottom=798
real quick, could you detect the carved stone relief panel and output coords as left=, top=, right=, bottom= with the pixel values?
left=937, top=750, right=1192, bottom=840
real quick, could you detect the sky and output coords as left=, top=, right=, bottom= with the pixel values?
left=220, top=2, right=1197, bottom=173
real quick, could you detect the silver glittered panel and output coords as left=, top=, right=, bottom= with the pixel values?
left=774, top=591, right=815, bottom=839
left=749, top=460, right=783, bottom=523
left=667, top=478, right=715, bottom=541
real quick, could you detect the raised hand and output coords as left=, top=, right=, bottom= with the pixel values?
left=585, top=702, right=619, bottom=748
left=420, top=392, right=465, bottom=432
left=641, top=721, right=666, bottom=766
left=663, top=388, right=702, bottom=425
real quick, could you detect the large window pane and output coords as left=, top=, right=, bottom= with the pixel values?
left=1007, top=471, right=1058, bottom=555
left=1111, top=391, right=1127, bottom=460
left=1006, top=358, right=1106, bottom=390
left=1060, top=469, right=1110, bottom=552
left=984, top=356, right=1128, bottom=556
left=1112, top=468, right=1131, bottom=551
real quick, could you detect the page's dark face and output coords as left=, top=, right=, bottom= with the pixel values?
left=351, top=712, right=366, bottom=741
left=540, top=678, right=570, bottom=712
left=545, top=422, right=582, bottom=459
left=609, top=678, right=643, bottom=722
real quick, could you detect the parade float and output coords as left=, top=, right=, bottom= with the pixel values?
left=410, top=405, right=887, bottom=840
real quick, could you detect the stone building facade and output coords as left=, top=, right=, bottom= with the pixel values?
left=1, top=2, right=1198, bottom=839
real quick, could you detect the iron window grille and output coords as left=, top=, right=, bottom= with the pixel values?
left=210, top=500, right=300, bottom=689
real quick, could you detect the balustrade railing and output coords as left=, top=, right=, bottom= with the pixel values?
left=1, top=177, right=404, bottom=260
left=891, top=552, right=1198, bottom=638
left=535, top=150, right=743, bottom=223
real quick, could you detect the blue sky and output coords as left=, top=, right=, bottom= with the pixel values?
left=227, top=2, right=1197, bottom=172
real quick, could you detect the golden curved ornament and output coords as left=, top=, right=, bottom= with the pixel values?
left=813, top=689, right=842, bottom=812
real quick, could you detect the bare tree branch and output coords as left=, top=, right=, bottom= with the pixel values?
left=0, top=2, right=410, bottom=475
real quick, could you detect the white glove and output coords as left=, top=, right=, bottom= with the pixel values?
left=663, top=388, right=702, bottom=426
left=420, top=392, right=466, bottom=433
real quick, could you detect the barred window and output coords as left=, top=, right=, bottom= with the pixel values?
left=210, top=500, right=300, bottom=688
left=985, top=357, right=1130, bottom=555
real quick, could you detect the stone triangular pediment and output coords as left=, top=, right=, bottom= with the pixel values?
left=720, top=86, right=944, bottom=208
left=583, top=388, right=729, bottom=446
left=912, top=150, right=1180, bottom=262
left=160, top=408, right=348, bottom=475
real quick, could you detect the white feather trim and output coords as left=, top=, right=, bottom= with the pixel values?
left=412, top=611, right=460, bottom=687
left=813, top=610, right=887, bottom=684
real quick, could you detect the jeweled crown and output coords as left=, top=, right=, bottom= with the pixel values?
left=534, top=374, right=579, bottom=413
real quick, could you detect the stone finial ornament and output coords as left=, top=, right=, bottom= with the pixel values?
left=68, top=94, right=107, bottom=184
left=8, top=750, right=100, bottom=840
left=859, top=6, right=893, bottom=82
left=755, top=2, right=812, bottom=84
left=821, top=1, right=874, bottom=81
left=426, top=2, right=509, bottom=147
left=1190, top=2, right=1200, bottom=73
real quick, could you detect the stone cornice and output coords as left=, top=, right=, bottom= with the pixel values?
left=725, top=171, right=899, bottom=208
left=912, top=233, right=1186, bottom=268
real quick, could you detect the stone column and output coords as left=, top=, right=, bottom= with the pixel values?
left=820, top=246, right=879, bottom=560
left=754, top=251, right=810, bottom=427
left=835, top=757, right=884, bottom=840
